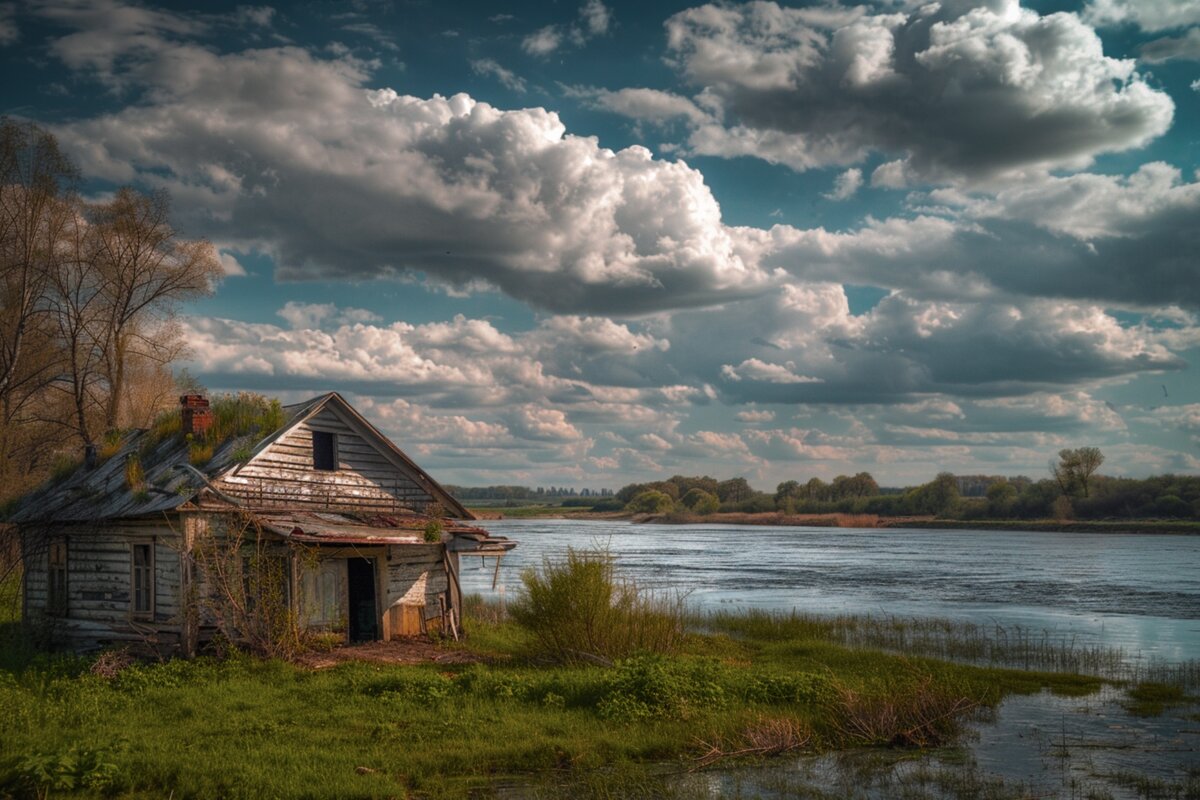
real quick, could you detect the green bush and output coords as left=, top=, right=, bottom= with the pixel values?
left=625, top=490, right=675, bottom=514
left=681, top=488, right=720, bottom=515
left=597, top=656, right=728, bottom=721
left=1153, top=495, right=1193, bottom=518
left=719, top=493, right=776, bottom=514
left=509, top=547, right=687, bottom=664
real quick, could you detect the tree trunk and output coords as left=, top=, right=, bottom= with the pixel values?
left=105, top=331, right=127, bottom=431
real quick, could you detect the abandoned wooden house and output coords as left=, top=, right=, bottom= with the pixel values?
left=9, top=392, right=514, bottom=655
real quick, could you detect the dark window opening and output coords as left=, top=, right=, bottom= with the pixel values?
left=48, top=538, right=67, bottom=617
left=312, top=430, right=338, bottom=471
left=132, top=543, right=154, bottom=618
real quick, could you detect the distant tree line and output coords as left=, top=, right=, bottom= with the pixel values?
left=614, top=449, right=1200, bottom=521
left=0, top=119, right=221, bottom=504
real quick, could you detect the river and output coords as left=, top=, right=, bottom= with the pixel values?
left=460, top=519, right=1200, bottom=663
left=466, top=519, right=1200, bottom=798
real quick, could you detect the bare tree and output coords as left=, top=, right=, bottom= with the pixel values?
left=0, top=120, right=79, bottom=480
left=0, top=118, right=77, bottom=404
left=88, top=188, right=221, bottom=430
left=44, top=202, right=109, bottom=449
left=0, top=121, right=218, bottom=498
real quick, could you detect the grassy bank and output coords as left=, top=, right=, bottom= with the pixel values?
left=0, top=605, right=1111, bottom=799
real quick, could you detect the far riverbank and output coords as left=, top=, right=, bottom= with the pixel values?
left=467, top=507, right=1200, bottom=534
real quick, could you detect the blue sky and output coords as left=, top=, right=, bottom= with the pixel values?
left=2, top=0, right=1198, bottom=488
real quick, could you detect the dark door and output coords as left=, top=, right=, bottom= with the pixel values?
left=346, top=558, right=379, bottom=642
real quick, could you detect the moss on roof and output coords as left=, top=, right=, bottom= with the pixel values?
left=7, top=394, right=306, bottom=524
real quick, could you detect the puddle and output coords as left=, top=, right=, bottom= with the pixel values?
left=967, top=685, right=1200, bottom=799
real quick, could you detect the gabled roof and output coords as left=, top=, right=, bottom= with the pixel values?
left=217, top=392, right=473, bottom=520
left=7, top=392, right=471, bottom=525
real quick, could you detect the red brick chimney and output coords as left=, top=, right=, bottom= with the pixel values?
left=180, top=394, right=213, bottom=438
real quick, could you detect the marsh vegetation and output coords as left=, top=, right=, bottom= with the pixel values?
left=0, top=552, right=1151, bottom=800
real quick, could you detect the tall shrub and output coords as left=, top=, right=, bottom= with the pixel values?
left=508, top=547, right=687, bottom=664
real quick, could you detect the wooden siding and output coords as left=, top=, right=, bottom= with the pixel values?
left=22, top=524, right=185, bottom=654
left=217, top=407, right=439, bottom=513
left=22, top=510, right=461, bottom=653
left=291, top=544, right=450, bottom=640
left=382, top=544, right=447, bottom=636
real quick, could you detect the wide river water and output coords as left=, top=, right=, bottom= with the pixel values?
left=459, top=519, right=1200, bottom=663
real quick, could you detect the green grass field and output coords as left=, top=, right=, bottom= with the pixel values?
left=0, top=589, right=1112, bottom=800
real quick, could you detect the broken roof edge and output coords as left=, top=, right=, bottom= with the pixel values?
left=252, top=509, right=512, bottom=551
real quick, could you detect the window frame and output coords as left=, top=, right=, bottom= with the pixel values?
left=47, top=537, right=68, bottom=617
left=312, top=430, right=338, bottom=472
left=130, top=541, right=155, bottom=620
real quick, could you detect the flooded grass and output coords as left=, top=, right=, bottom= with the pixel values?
left=1103, top=769, right=1200, bottom=799
left=1122, top=682, right=1193, bottom=716
left=704, top=609, right=1200, bottom=690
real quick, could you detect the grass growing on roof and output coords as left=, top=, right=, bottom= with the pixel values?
left=98, top=430, right=125, bottom=463
left=123, top=456, right=145, bottom=492
left=209, top=392, right=285, bottom=443
left=187, top=439, right=214, bottom=466
left=146, top=392, right=285, bottom=451
left=48, top=454, right=81, bottom=484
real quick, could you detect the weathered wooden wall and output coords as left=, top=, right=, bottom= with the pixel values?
left=217, top=406, right=439, bottom=513
left=383, top=544, right=448, bottom=637
left=22, top=522, right=184, bottom=654
left=21, top=513, right=458, bottom=653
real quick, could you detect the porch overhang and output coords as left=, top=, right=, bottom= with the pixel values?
left=254, top=510, right=515, bottom=552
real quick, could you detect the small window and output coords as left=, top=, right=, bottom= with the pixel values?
left=48, top=538, right=68, bottom=617
left=131, top=543, right=155, bottom=618
left=312, top=430, right=338, bottom=471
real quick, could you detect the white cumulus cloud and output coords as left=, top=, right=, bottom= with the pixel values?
left=664, top=0, right=1174, bottom=184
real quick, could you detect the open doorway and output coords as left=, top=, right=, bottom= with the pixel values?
left=346, top=558, right=379, bottom=642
